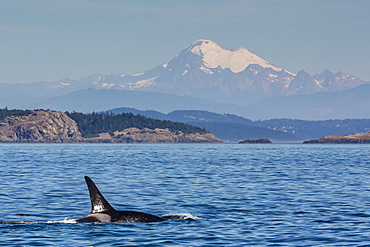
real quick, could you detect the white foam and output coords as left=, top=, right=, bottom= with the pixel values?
left=0, top=218, right=78, bottom=224
left=160, top=213, right=200, bottom=220
left=46, top=218, right=78, bottom=223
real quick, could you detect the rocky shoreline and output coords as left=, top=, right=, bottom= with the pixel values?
left=83, top=127, right=222, bottom=143
left=0, top=110, right=82, bottom=143
left=303, top=131, right=370, bottom=144
left=0, top=110, right=221, bottom=143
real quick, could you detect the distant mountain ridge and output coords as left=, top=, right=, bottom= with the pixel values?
left=1, top=39, right=369, bottom=120
left=106, top=108, right=370, bottom=141
left=249, top=83, right=370, bottom=119
left=105, top=108, right=298, bottom=142
left=1, top=39, right=368, bottom=107
left=25, top=88, right=260, bottom=118
left=25, top=85, right=370, bottom=120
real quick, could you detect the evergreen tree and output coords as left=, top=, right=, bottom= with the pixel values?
left=65, top=111, right=208, bottom=137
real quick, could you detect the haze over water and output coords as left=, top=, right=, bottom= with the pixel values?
left=1, top=143, right=370, bottom=246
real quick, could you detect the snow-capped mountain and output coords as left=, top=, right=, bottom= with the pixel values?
left=42, top=39, right=366, bottom=105
left=163, top=39, right=288, bottom=74
left=0, top=39, right=368, bottom=109
left=101, top=39, right=298, bottom=104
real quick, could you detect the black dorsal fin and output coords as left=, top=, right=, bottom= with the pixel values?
left=84, top=176, right=115, bottom=213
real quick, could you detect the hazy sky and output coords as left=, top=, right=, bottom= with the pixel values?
left=1, top=0, right=370, bottom=84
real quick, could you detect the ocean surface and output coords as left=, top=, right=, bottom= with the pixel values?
left=1, top=143, right=370, bottom=246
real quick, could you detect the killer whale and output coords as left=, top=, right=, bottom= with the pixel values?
left=76, top=176, right=165, bottom=223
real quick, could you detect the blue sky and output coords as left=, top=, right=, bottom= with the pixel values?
left=1, top=0, right=370, bottom=84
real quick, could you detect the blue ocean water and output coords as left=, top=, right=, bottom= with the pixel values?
left=1, top=143, right=370, bottom=246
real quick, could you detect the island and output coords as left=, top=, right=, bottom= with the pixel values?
left=0, top=109, right=222, bottom=143
left=303, top=131, right=370, bottom=144
left=239, top=138, right=272, bottom=144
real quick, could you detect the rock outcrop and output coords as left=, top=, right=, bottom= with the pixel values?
left=83, top=127, right=222, bottom=143
left=0, top=110, right=222, bottom=143
left=0, top=110, right=82, bottom=142
left=303, top=131, right=370, bottom=144
left=239, top=138, right=272, bottom=144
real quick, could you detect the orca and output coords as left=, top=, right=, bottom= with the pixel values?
left=76, top=176, right=165, bottom=223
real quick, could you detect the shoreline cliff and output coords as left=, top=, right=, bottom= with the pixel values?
left=0, top=110, right=221, bottom=143
left=303, top=131, right=370, bottom=144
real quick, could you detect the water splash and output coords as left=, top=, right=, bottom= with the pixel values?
left=160, top=213, right=200, bottom=220
left=0, top=218, right=78, bottom=225
left=47, top=218, right=78, bottom=223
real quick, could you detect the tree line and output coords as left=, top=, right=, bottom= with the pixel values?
left=0, top=108, right=208, bottom=138
left=65, top=111, right=208, bottom=137
left=0, top=107, right=33, bottom=121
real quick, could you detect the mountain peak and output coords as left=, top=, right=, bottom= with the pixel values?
left=186, top=39, right=286, bottom=73
left=188, top=39, right=221, bottom=53
left=191, top=39, right=217, bottom=46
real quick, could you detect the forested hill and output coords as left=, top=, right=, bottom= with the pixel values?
left=65, top=111, right=208, bottom=138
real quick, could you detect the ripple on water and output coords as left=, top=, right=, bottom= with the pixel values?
left=1, top=144, right=370, bottom=246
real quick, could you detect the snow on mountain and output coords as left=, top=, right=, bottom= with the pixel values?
left=111, top=39, right=301, bottom=104
left=187, top=39, right=286, bottom=73
left=3, top=39, right=368, bottom=108
left=114, top=39, right=367, bottom=104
